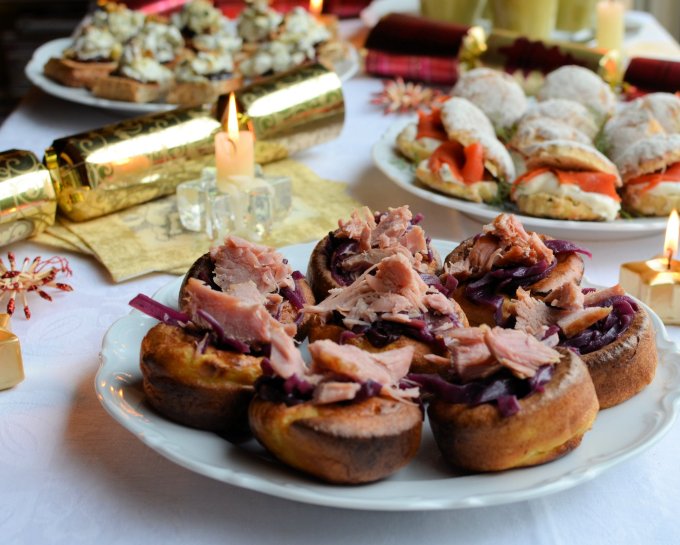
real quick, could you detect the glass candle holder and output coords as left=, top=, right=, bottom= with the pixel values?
left=176, top=167, right=292, bottom=241
left=491, top=0, right=559, bottom=40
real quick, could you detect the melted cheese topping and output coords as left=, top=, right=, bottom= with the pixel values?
left=514, top=171, right=620, bottom=221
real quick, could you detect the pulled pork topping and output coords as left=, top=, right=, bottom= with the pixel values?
left=409, top=325, right=559, bottom=417
left=328, top=206, right=433, bottom=286
left=256, top=339, right=420, bottom=407
left=512, top=283, right=638, bottom=354
left=211, top=235, right=294, bottom=293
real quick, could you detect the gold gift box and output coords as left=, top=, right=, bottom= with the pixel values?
left=0, top=150, right=56, bottom=247
left=44, top=63, right=345, bottom=222
left=0, top=314, right=23, bottom=390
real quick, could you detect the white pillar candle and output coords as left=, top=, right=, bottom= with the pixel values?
left=215, top=93, right=255, bottom=192
left=596, top=0, right=625, bottom=51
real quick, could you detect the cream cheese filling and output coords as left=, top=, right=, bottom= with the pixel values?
left=515, top=171, right=620, bottom=221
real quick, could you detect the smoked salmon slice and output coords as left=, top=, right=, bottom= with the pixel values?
left=626, top=162, right=680, bottom=193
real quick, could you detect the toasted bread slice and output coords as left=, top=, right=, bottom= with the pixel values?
left=43, top=56, right=118, bottom=89
left=91, top=74, right=172, bottom=103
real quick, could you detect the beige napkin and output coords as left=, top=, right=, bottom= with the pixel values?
left=31, top=159, right=360, bottom=282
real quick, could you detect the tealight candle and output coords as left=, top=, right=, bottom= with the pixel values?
left=595, top=0, right=624, bottom=51
left=620, top=209, right=680, bottom=324
left=0, top=314, right=24, bottom=390
left=215, top=93, right=255, bottom=192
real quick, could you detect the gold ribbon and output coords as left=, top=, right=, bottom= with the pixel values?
left=0, top=314, right=23, bottom=390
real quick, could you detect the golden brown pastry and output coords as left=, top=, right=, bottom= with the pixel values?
left=306, top=251, right=468, bottom=374
left=420, top=330, right=598, bottom=472
left=249, top=339, right=422, bottom=483
left=306, top=205, right=441, bottom=301
left=443, top=213, right=587, bottom=327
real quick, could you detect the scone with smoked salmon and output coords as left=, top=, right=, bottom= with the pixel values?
left=511, top=140, right=622, bottom=221
left=601, top=101, right=666, bottom=163
left=410, top=326, right=599, bottom=472
left=519, top=99, right=600, bottom=140
left=537, top=65, right=617, bottom=124
left=615, top=134, right=680, bottom=216
left=512, top=283, right=657, bottom=408
left=307, top=205, right=441, bottom=301
left=443, top=213, right=589, bottom=327
left=451, top=67, right=528, bottom=137
left=249, top=339, right=422, bottom=484
left=306, top=252, right=468, bottom=375
left=181, top=235, right=315, bottom=341
left=396, top=106, right=449, bottom=163
left=415, top=97, right=515, bottom=203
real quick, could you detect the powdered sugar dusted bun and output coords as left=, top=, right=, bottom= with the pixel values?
left=602, top=103, right=666, bottom=162
left=638, top=92, right=680, bottom=134
left=509, top=117, right=592, bottom=155
left=615, top=133, right=680, bottom=182
left=521, top=99, right=599, bottom=140
left=396, top=123, right=445, bottom=163
left=451, top=67, right=528, bottom=135
left=525, top=140, right=622, bottom=185
left=537, top=66, right=617, bottom=123
left=440, top=96, right=496, bottom=141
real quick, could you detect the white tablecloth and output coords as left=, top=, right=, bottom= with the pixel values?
left=1, top=12, right=679, bottom=545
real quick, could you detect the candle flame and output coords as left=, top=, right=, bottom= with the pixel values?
left=309, top=0, right=323, bottom=17
left=664, top=209, right=679, bottom=268
left=226, top=93, right=239, bottom=142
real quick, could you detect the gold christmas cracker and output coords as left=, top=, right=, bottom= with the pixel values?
left=0, top=150, right=57, bottom=247
left=44, top=105, right=221, bottom=222
left=48, top=158, right=359, bottom=282
left=44, top=63, right=345, bottom=222
left=222, top=63, right=345, bottom=164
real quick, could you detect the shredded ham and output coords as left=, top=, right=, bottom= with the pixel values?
left=513, top=287, right=554, bottom=338
left=447, top=325, right=560, bottom=381
left=335, top=206, right=428, bottom=266
left=543, top=281, right=584, bottom=310
left=451, top=214, right=556, bottom=280
left=183, top=278, right=274, bottom=344
left=484, top=327, right=561, bottom=379
left=306, top=253, right=456, bottom=327
left=583, top=284, right=626, bottom=306
left=313, top=382, right=361, bottom=405
left=557, top=306, right=612, bottom=338
left=211, top=235, right=293, bottom=293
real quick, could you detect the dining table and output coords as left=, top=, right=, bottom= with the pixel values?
left=1, top=9, right=679, bottom=545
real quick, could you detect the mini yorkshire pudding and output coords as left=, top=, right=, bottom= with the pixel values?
left=180, top=236, right=315, bottom=341
left=306, top=252, right=468, bottom=375
left=307, top=205, right=441, bottom=302
left=426, top=346, right=599, bottom=472
left=249, top=340, right=423, bottom=484
left=443, top=214, right=587, bottom=327
left=140, top=322, right=262, bottom=434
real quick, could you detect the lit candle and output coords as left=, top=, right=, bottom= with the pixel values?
left=309, top=0, right=323, bottom=18
left=215, top=92, right=255, bottom=192
left=619, top=210, right=680, bottom=324
left=308, top=0, right=337, bottom=36
left=596, top=0, right=625, bottom=51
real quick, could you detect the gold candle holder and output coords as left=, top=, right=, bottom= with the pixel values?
left=0, top=314, right=23, bottom=390
left=619, top=210, right=680, bottom=324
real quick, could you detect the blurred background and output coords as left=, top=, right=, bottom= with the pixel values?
left=0, top=0, right=678, bottom=122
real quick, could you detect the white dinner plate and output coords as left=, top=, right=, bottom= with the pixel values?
left=372, top=118, right=667, bottom=241
left=26, top=38, right=360, bottom=114
left=96, top=240, right=680, bottom=511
